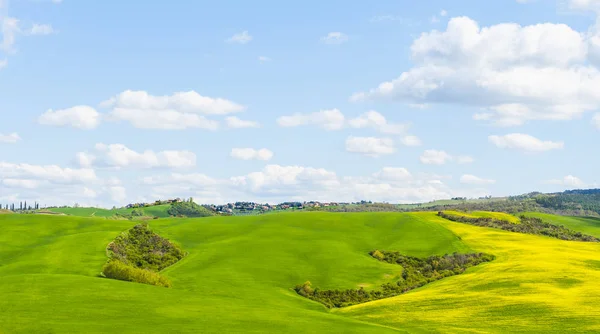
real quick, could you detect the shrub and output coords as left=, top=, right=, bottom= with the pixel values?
left=167, top=201, right=214, bottom=217
left=103, top=223, right=186, bottom=288
left=102, top=260, right=171, bottom=287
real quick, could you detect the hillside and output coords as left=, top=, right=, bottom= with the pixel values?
left=1, top=212, right=600, bottom=332
left=44, top=205, right=172, bottom=218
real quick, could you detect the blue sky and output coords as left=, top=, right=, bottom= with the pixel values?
left=2, top=0, right=600, bottom=207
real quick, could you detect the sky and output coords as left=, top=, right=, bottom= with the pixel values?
left=2, top=0, right=600, bottom=207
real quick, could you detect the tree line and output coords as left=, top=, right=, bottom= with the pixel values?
left=295, top=251, right=494, bottom=308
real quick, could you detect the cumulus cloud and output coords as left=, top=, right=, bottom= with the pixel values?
left=488, top=133, right=564, bottom=152
left=321, top=32, right=348, bottom=44
left=226, top=165, right=483, bottom=204
left=0, top=132, right=20, bottom=144
left=226, top=31, right=252, bottom=44
left=0, top=162, right=97, bottom=184
left=225, top=116, right=260, bottom=128
left=420, top=150, right=452, bottom=165
left=258, top=56, right=271, bottom=62
left=102, top=90, right=244, bottom=130
left=543, top=175, right=585, bottom=187
left=77, top=143, right=196, bottom=169
left=38, top=106, right=100, bottom=130
left=348, top=110, right=409, bottom=134
left=351, top=16, right=600, bottom=127
left=345, top=136, right=395, bottom=157
left=230, top=148, right=274, bottom=161
left=460, top=174, right=496, bottom=185
left=277, top=109, right=345, bottom=130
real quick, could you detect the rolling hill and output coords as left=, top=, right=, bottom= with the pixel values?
left=43, top=204, right=172, bottom=218
left=1, top=212, right=599, bottom=333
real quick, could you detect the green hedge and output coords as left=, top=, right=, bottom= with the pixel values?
left=102, top=260, right=171, bottom=287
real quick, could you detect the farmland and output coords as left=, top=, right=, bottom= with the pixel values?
left=0, top=211, right=599, bottom=333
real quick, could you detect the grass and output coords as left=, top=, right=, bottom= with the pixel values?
left=43, top=204, right=172, bottom=218
left=1, top=211, right=599, bottom=332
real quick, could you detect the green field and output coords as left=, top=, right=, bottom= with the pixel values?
left=1, top=212, right=599, bottom=333
left=44, top=204, right=172, bottom=218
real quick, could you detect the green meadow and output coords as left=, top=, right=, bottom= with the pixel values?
left=1, top=211, right=599, bottom=333
left=44, top=204, right=172, bottom=218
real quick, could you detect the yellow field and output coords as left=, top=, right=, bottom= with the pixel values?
left=339, top=212, right=600, bottom=332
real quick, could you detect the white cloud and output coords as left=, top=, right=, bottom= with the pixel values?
left=225, top=116, right=260, bottom=129
left=0, top=16, right=19, bottom=53
left=230, top=148, right=274, bottom=161
left=277, top=109, right=345, bottom=130
left=420, top=150, right=452, bottom=165
left=440, top=9, right=448, bottom=17
left=38, top=106, right=100, bottom=130
left=460, top=174, right=496, bottom=185
left=456, top=155, right=475, bottom=164
left=102, top=90, right=244, bottom=130
left=543, top=175, right=585, bottom=187
left=102, top=90, right=244, bottom=115
left=0, top=162, right=97, bottom=184
left=351, top=16, right=600, bottom=127
left=400, top=135, right=422, bottom=147
left=0, top=132, right=20, bottom=144
left=27, top=23, right=55, bottom=35
left=80, top=143, right=196, bottom=169
left=430, top=16, right=440, bottom=24
left=345, top=136, right=395, bottom=157
left=75, top=152, right=95, bottom=168
left=0, top=58, right=6, bottom=69
left=227, top=165, right=480, bottom=204
left=348, top=110, right=409, bottom=134
left=567, top=0, right=600, bottom=12
left=321, top=32, right=348, bottom=45
left=108, top=186, right=127, bottom=202
left=226, top=31, right=252, bottom=44
left=488, top=133, right=564, bottom=152
left=258, top=56, right=271, bottom=62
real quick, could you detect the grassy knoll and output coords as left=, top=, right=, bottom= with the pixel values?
left=44, top=204, right=172, bottom=218
left=1, top=211, right=600, bottom=333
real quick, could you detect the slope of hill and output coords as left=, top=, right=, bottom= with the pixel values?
left=44, top=205, right=172, bottom=218
left=1, top=212, right=599, bottom=333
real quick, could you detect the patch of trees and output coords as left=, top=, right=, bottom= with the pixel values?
left=411, top=199, right=542, bottom=215
left=167, top=199, right=214, bottom=217
left=294, top=251, right=494, bottom=308
left=438, top=211, right=599, bottom=242
left=308, top=203, right=404, bottom=213
left=101, top=223, right=187, bottom=287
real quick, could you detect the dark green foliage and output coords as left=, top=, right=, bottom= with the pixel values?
left=295, top=251, right=494, bottom=308
left=412, top=199, right=542, bottom=215
left=131, top=209, right=145, bottom=217
left=107, top=223, right=186, bottom=271
left=102, top=260, right=171, bottom=287
left=102, top=223, right=186, bottom=287
left=438, top=211, right=599, bottom=242
left=167, top=201, right=214, bottom=217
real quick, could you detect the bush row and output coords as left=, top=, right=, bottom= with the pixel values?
left=102, top=260, right=171, bottom=287
left=295, top=251, right=494, bottom=308
left=438, top=211, right=599, bottom=242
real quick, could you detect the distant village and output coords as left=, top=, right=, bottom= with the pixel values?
left=123, top=198, right=373, bottom=214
